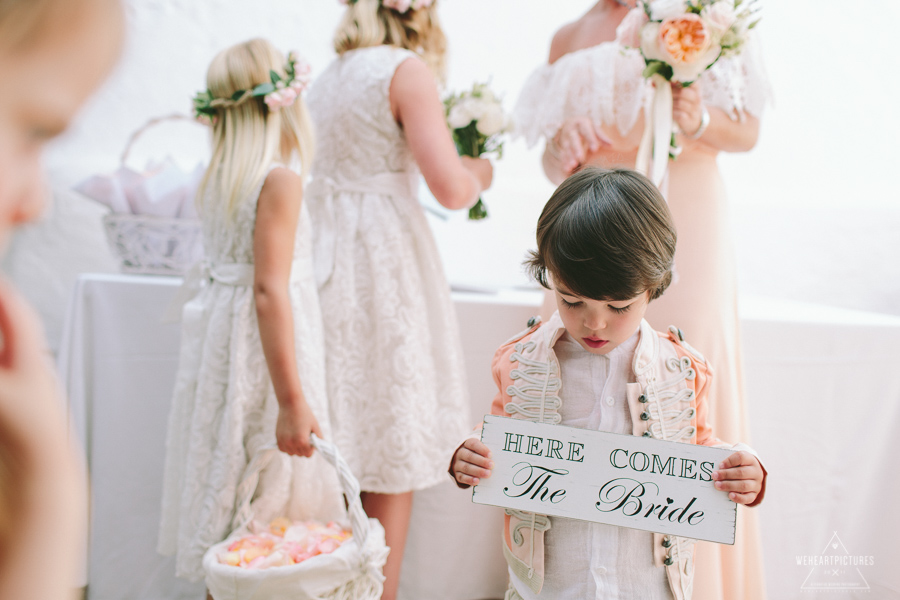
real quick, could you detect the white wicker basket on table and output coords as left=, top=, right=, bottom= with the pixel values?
left=102, top=214, right=202, bottom=275
left=203, top=435, right=388, bottom=600
left=102, top=114, right=204, bottom=275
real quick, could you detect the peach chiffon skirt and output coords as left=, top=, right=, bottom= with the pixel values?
left=589, top=145, right=767, bottom=600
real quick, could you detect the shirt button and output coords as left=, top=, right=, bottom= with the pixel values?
left=594, top=566, right=608, bottom=575
left=606, top=397, right=615, bottom=406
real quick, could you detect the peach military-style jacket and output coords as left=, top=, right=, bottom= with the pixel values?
left=454, top=313, right=767, bottom=600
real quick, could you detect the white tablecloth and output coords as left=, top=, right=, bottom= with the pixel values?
left=58, top=274, right=537, bottom=600
left=59, top=274, right=900, bottom=599
left=738, top=297, right=900, bottom=599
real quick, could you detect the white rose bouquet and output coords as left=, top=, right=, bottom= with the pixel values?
left=616, top=0, right=760, bottom=185
left=444, top=82, right=510, bottom=220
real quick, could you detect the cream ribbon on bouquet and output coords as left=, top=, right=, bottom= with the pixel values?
left=635, top=73, right=675, bottom=188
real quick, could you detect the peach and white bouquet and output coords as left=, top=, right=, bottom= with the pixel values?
left=444, top=82, right=511, bottom=220
left=617, top=0, right=760, bottom=184
left=618, top=0, right=760, bottom=84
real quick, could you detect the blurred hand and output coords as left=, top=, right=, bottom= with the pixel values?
left=0, top=280, right=67, bottom=457
left=552, top=117, right=612, bottom=175
left=0, top=279, right=85, bottom=600
left=461, top=156, right=493, bottom=192
left=672, top=82, right=705, bottom=137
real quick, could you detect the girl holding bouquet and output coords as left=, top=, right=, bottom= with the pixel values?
left=158, top=39, right=345, bottom=584
left=514, top=1, right=770, bottom=599
left=305, top=1, right=493, bottom=597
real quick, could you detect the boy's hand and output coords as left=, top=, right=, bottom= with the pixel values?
left=712, top=451, right=764, bottom=505
left=452, top=438, right=494, bottom=487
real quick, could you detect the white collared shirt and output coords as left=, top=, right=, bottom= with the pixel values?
left=511, top=330, right=673, bottom=600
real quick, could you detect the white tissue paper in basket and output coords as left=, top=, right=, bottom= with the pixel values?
left=75, top=157, right=204, bottom=218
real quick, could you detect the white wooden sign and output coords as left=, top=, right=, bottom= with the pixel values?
left=472, top=415, right=737, bottom=544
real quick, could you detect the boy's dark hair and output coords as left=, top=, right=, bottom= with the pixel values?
left=526, top=167, right=676, bottom=301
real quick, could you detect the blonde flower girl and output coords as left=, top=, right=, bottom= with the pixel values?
left=158, top=39, right=344, bottom=585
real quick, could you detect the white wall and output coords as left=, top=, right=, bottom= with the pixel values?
left=13, top=0, right=900, bottom=340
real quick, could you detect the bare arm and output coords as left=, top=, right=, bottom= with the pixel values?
left=672, top=83, right=760, bottom=152
left=253, top=168, right=320, bottom=457
left=390, top=57, right=492, bottom=210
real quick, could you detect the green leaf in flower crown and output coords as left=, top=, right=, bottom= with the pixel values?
left=252, top=82, right=276, bottom=96
left=270, top=70, right=282, bottom=84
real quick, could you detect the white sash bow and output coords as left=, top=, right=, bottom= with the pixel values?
left=161, top=261, right=254, bottom=324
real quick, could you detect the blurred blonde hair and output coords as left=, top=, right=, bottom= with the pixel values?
left=198, top=38, right=315, bottom=218
left=334, top=0, right=447, bottom=81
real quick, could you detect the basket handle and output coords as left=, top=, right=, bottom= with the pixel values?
left=119, top=113, right=204, bottom=166
left=231, top=436, right=373, bottom=554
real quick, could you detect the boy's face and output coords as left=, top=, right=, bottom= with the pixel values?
left=0, top=0, right=122, bottom=247
left=553, top=281, right=650, bottom=356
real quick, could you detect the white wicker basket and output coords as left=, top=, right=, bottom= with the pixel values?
left=103, top=213, right=202, bottom=275
left=101, top=114, right=206, bottom=275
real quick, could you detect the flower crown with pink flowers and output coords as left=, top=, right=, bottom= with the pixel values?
left=339, top=0, right=434, bottom=15
left=192, top=52, right=312, bottom=123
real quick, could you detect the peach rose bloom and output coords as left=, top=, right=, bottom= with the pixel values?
left=659, top=13, right=711, bottom=64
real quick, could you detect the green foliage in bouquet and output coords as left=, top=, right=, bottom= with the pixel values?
left=444, top=82, right=509, bottom=221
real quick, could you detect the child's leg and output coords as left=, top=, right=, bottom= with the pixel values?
left=361, top=491, right=413, bottom=600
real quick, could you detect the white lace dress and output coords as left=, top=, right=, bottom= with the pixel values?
left=305, top=46, right=470, bottom=494
left=157, top=166, right=345, bottom=581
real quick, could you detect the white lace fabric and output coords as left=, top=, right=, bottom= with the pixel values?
left=157, top=166, right=345, bottom=581
left=305, top=46, right=471, bottom=494
left=513, top=34, right=772, bottom=147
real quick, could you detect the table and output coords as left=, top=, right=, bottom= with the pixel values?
left=58, top=274, right=539, bottom=600
left=59, top=274, right=900, bottom=599
left=738, top=297, right=900, bottom=599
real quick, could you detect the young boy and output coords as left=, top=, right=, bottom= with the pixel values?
left=451, top=167, right=766, bottom=600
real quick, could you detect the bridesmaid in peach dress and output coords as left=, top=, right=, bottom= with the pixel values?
left=514, top=1, right=771, bottom=599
